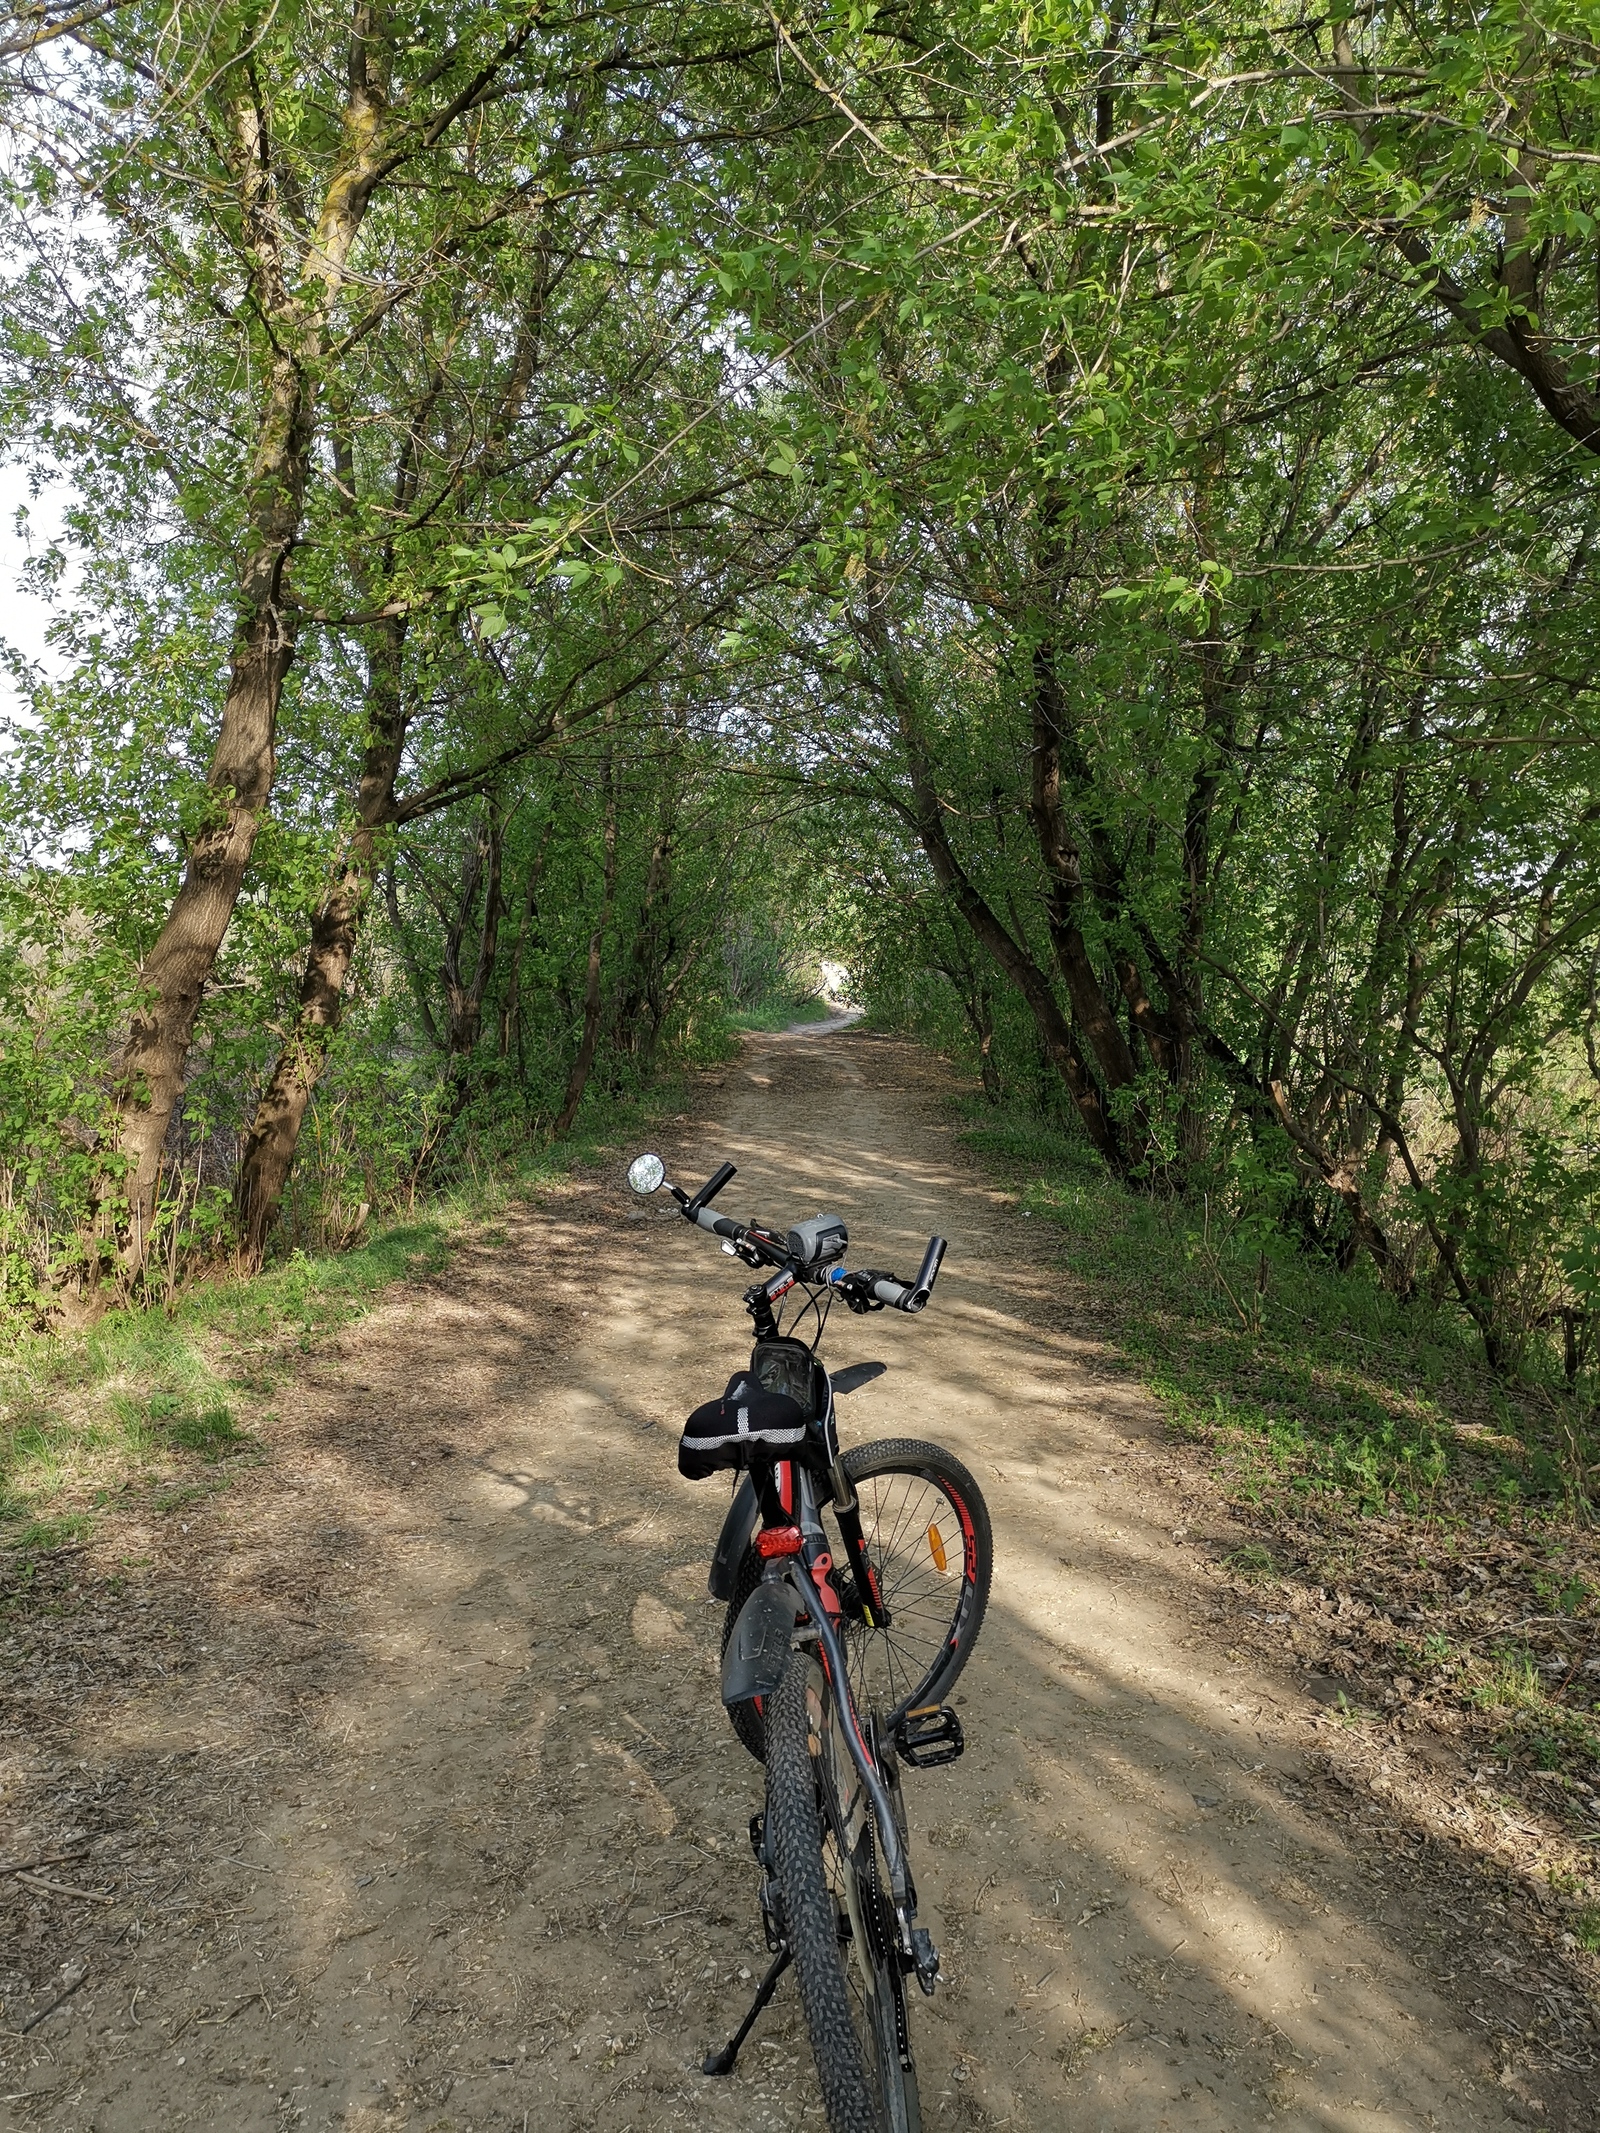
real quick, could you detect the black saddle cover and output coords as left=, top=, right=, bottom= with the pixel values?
left=679, top=1369, right=808, bottom=1479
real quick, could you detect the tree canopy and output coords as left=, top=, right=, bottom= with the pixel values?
left=3, top=0, right=1600, bottom=1389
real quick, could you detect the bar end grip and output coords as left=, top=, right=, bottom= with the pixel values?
left=904, top=1235, right=947, bottom=1312
left=684, top=1159, right=737, bottom=1218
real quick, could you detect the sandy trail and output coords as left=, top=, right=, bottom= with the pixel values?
left=1, top=1029, right=1532, bottom=2131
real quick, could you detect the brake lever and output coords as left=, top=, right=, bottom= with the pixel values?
left=835, top=1270, right=886, bottom=1315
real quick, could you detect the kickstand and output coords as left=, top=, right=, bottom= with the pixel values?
left=701, top=1945, right=792, bottom=2076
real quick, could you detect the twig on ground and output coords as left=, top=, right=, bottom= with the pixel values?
left=13, top=1871, right=115, bottom=1905
left=197, top=1991, right=263, bottom=2025
left=21, top=1960, right=89, bottom=2034
left=0, top=1849, right=90, bottom=1877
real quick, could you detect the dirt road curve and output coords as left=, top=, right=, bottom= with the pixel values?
left=2, top=1029, right=1538, bottom=2131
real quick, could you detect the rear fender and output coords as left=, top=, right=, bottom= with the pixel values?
left=707, top=1474, right=760, bottom=1601
left=720, top=1579, right=798, bottom=1707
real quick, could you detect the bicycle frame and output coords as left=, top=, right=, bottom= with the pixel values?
left=709, top=1436, right=885, bottom=1612
left=734, top=1453, right=939, bottom=1993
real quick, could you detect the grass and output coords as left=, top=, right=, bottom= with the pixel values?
left=1471, top=1649, right=1546, bottom=1713
left=0, top=1080, right=678, bottom=1561
left=724, top=992, right=838, bottom=1033
left=0, top=1213, right=458, bottom=1554
left=957, top=1102, right=1586, bottom=1516
left=959, top=1096, right=1600, bottom=1824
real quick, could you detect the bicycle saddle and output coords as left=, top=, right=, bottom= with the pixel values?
left=679, top=1369, right=808, bottom=1479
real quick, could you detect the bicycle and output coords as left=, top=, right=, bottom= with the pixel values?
left=626, top=1151, right=993, bottom=2133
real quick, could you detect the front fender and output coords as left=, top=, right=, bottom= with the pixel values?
left=720, top=1579, right=798, bottom=1707
left=707, top=1473, right=760, bottom=1601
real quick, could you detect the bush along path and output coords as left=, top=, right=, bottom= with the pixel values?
left=962, top=1107, right=1600, bottom=1963
left=1, top=1024, right=1595, bottom=2131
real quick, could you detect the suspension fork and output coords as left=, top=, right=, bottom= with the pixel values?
left=830, top=1477, right=889, bottom=1628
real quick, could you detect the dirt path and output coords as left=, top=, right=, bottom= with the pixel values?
left=0, top=1029, right=1552, bottom=2130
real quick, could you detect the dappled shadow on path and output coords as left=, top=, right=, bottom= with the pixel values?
left=2, top=1028, right=1583, bottom=2131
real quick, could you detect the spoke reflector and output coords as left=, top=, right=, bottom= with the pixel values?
left=926, top=1522, right=947, bottom=1574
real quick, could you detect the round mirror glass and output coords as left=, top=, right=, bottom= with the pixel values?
left=627, top=1152, right=665, bottom=1196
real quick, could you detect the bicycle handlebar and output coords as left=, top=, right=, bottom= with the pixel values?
left=907, top=1234, right=947, bottom=1310
left=665, top=1158, right=946, bottom=1315
left=828, top=1238, right=945, bottom=1314
left=672, top=1162, right=786, bottom=1258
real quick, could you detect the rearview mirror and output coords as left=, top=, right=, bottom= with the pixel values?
left=627, top=1152, right=666, bottom=1196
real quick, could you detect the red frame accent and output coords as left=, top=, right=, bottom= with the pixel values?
left=810, top=1550, right=842, bottom=1620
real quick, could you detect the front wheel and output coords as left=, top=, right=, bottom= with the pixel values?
left=724, top=1438, right=992, bottom=1762
left=766, top=1648, right=922, bottom=2133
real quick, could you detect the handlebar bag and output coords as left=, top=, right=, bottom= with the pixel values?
left=679, top=1369, right=808, bottom=1480
left=749, top=1336, right=816, bottom=1410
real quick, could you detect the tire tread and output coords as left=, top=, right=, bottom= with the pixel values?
left=767, top=1652, right=882, bottom=2133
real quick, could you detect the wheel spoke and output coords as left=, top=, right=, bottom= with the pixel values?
left=834, top=1465, right=973, bottom=1725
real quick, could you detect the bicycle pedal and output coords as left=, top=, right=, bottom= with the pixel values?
left=894, top=1704, right=964, bottom=1769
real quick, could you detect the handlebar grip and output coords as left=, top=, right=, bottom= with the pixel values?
left=870, top=1275, right=912, bottom=1309
left=683, top=1160, right=736, bottom=1218
left=904, top=1236, right=946, bottom=1313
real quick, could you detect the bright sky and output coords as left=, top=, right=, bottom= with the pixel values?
left=0, top=457, right=74, bottom=716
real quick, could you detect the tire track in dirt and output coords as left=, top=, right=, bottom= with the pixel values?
left=1, top=1027, right=1544, bottom=2129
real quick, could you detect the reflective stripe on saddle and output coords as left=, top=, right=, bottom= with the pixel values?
left=678, top=1371, right=808, bottom=1479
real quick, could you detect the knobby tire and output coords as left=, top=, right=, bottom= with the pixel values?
left=767, top=1648, right=920, bottom=2133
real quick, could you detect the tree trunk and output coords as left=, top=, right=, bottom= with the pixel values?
left=645, top=936, right=704, bottom=1072
left=556, top=927, right=606, bottom=1138
left=114, top=26, right=391, bottom=1272
left=858, top=596, right=1125, bottom=1167
left=935, top=953, right=1001, bottom=1102
left=233, top=615, right=408, bottom=1266
left=1027, top=639, right=1143, bottom=1096
left=966, top=974, right=1000, bottom=1103
left=499, top=815, right=556, bottom=1066
left=229, top=159, right=567, bottom=1264
left=1199, top=1017, right=1413, bottom=1296
left=118, top=586, right=298, bottom=1271
left=1266, top=1080, right=1414, bottom=1297
left=614, top=812, right=674, bottom=1060
left=555, top=736, right=618, bottom=1135
left=920, top=798, right=1119, bottom=1160
left=439, top=799, right=508, bottom=1110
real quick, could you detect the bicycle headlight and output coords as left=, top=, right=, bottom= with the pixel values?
left=786, top=1212, right=848, bottom=1275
